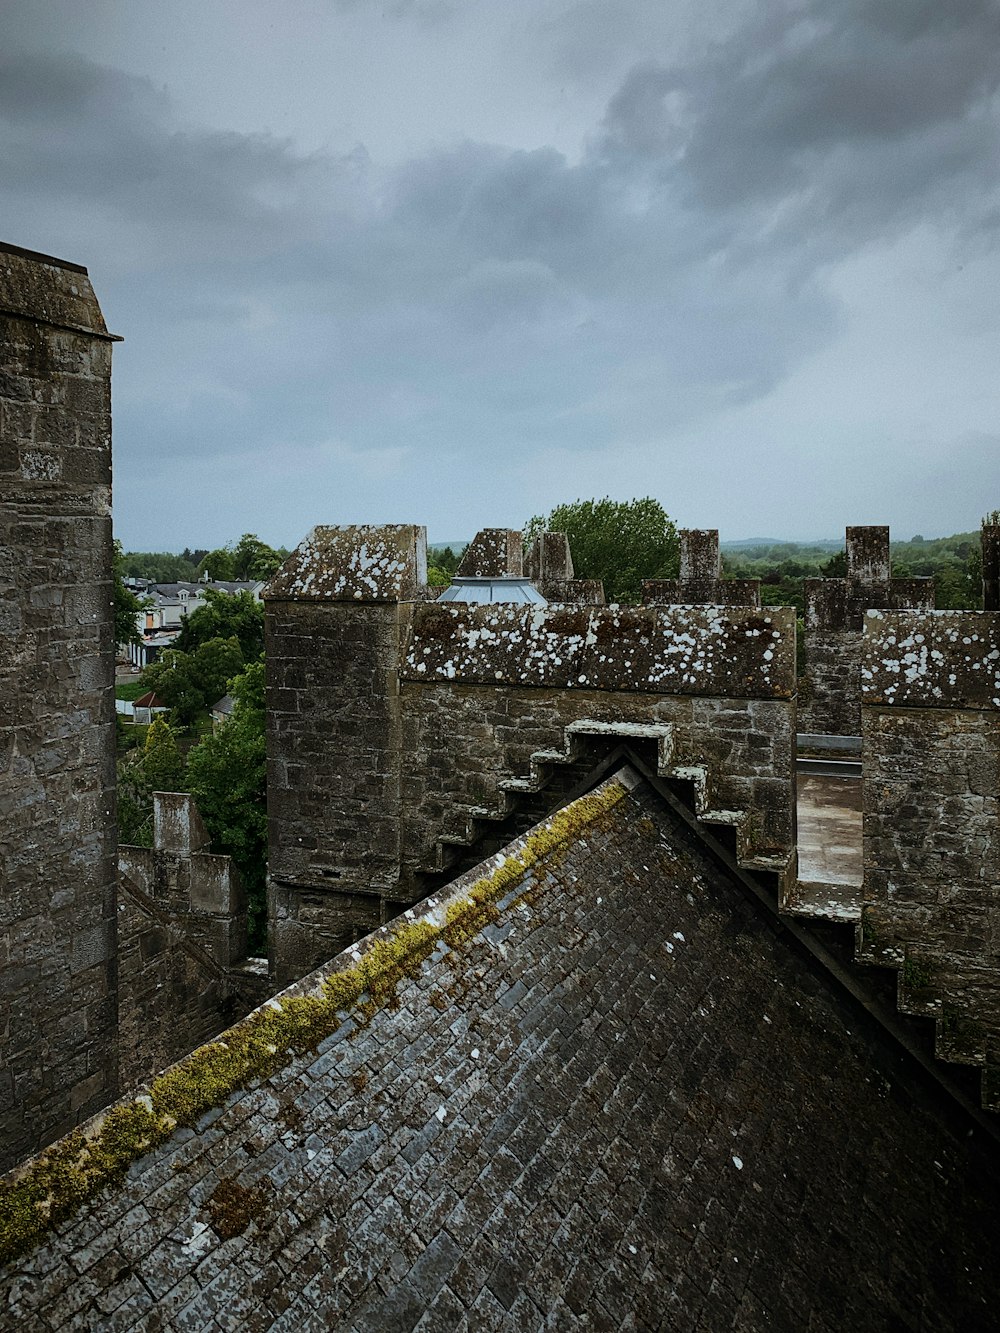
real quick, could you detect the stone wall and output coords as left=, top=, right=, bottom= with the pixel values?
left=118, top=794, right=262, bottom=1088
left=982, top=523, right=999, bottom=613
left=264, top=525, right=427, bottom=986
left=643, top=528, right=760, bottom=608
left=525, top=530, right=604, bottom=604
left=266, top=530, right=796, bottom=983
left=859, top=610, right=1000, bottom=1096
left=0, top=243, right=119, bottom=1172
left=800, top=525, right=934, bottom=736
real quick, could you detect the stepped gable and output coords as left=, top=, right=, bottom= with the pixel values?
left=4, top=773, right=999, bottom=1331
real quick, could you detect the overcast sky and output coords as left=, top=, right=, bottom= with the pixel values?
left=4, top=0, right=999, bottom=549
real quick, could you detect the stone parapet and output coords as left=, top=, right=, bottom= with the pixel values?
left=263, top=524, right=427, bottom=602
left=861, top=610, right=1000, bottom=710
left=402, top=603, right=795, bottom=698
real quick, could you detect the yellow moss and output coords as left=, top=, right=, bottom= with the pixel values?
left=0, top=779, right=627, bottom=1265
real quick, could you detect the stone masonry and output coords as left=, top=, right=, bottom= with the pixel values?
left=858, top=609, right=1000, bottom=1103
left=0, top=243, right=120, bottom=1173
left=264, top=525, right=428, bottom=986
left=799, top=525, right=934, bottom=736
left=525, top=530, right=604, bottom=605
left=118, top=794, right=264, bottom=1090
left=982, top=522, right=1000, bottom=613
left=266, top=523, right=797, bottom=986
left=643, top=529, right=761, bottom=608
left=3, top=775, right=999, bottom=1331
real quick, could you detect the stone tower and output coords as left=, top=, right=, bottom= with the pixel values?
left=0, top=243, right=120, bottom=1171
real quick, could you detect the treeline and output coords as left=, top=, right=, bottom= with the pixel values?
left=121, top=532, right=290, bottom=584
left=721, top=530, right=985, bottom=612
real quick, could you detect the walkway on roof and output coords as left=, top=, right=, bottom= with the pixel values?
left=791, top=769, right=863, bottom=922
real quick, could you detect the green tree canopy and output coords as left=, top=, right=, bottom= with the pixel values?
left=175, top=589, right=265, bottom=660
left=190, top=636, right=244, bottom=706
left=139, top=649, right=205, bottom=727
left=197, top=548, right=236, bottom=581
left=117, top=718, right=187, bottom=846
left=524, top=497, right=679, bottom=604
left=231, top=532, right=284, bottom=581
left=186, top=660, right=267, bottom=949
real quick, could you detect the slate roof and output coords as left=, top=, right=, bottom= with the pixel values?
left=2, top=770, right=999, bottom=1331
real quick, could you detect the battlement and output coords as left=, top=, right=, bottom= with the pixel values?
left=643, top=529, right=761, bottom=608
left=402, top=602, right=794, bottom=697
left=263, top=524, right=428, bottom=602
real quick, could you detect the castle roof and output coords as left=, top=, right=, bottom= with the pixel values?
left=3, top=771, right=999, bottom=1329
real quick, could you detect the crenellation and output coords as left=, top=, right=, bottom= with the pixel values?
left=800, top=524, right=935, bottom=735
left=642, top=529, right=761, bottom=608
left=455, top=528, right=523, bottom=577
left=982, top=523, right=1000, bottom=612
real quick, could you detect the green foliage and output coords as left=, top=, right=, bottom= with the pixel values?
left=112, top=540, right=143, bottom=648
left=819, top=549, right=847, bottom=578
left=139, top=650, right=205, bottom=727
left=120, top=550, right=199, bottom=583
left=428, top=544, right=462, bottom=575
left=190, top=636, right=244, bottom=706
left=116, top=719, right=186, bottom=845
left=426, top=565, right=451, bottom=587
left=175, top=589, right=265, bottom=660
left=198, top=547, right=235, bottom=581
left=114, top=679, right=150, bottom=702
left=186, top=661, right=267, bottom=949
left=195, top=533, right=284, bottom=583
left=525, top=497, right=679, bottom=604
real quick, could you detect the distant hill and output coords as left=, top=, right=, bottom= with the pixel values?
left=721, top=537, right=843, bottom=550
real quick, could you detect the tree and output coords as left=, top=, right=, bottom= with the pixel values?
left=113, top=540, right=143, bottom=648
left=175, top=589, right=265, bottom=660
left=139, top=649, right=206, bottom=727
left=427, top=565, right=451, bottom=587
left=819, top=550, right=847, bottom=578
left=117, top=717, right=187, bottom=847
left=197, top=548, right=235, bottom=581
left=190, top=636, right=244, bottom=706
left=231, top=533, right=283, bottom=582
left=524, top=497, right=679, bottom=604
left=186, top=661, right=268, bottom=949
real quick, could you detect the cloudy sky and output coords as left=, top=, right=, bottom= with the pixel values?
left=3, top=0, right=999, bottom=549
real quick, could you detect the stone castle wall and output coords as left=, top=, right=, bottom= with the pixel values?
left=0, top=243, right=119, bottom=1172
left=265, top=528, right=796, bottom=987
left=859, top=610, right=1000, bottom=1088
left=117, top=794, right=263, bottom=1088
left=800, top=526, right=934, bottom=736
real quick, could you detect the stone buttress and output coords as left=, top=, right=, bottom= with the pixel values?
left=0, top=243, right=120, bottom=1171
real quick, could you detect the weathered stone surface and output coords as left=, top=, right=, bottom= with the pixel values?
left=643, top=530, right=761, bottom=608
left=0, top=243, right=119, bottom=1172
left=403, top=603, right=795, bottom=698
left=525, top=531, right=604, bottom=604
left=983, top=524, right=1000, bottom=613
left=118, top=795, right=259, bottom=1089
left=800, top=525, right=934, bottom=735
left=264, top=594, right=417, bottom=985
left=859, top=611, right=1000, bottom=1088
left=398, top=684, right=795, bottom=887
left=456, top=529, right=523, bottom=578
left=861, top=611, right=1000, bottom=710
left=4, top=776, right=999, bottom=1331
left=263, top=525, right=427, bottom=602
